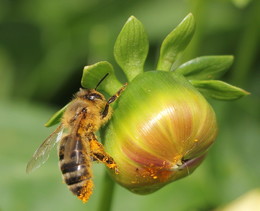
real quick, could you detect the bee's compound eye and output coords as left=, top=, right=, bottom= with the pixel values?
left=88, top=95, right=95, bottom=100
left=86, top=93, right=102, bottom=101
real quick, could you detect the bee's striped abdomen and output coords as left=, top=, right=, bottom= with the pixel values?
left=59, top=135, right=93, bottom=203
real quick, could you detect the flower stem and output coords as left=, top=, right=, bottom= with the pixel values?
left=184, top=0, right=207, bottom=61
left=230, top=0, right=260, bottom=86
left=97, top=171, right=116, bottom=211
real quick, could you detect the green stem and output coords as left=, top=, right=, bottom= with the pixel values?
left=184, top=0, right=207, bottom=61
left=230, top=0, right=260, bottom=86
left=97, top=171, right=116, bottom=211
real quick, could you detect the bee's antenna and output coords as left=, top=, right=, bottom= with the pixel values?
left=95, top=73, right=109, bottom=90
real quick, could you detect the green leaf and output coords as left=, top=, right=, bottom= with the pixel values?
left=175, top=55, right=234, bottom=80
left=81, top=61, right=122, bottom=96
left=190, top=80, right=250, bottom=100
left=114, top=16, right=149, bottom=81
left=157, top=13, right=195, bottom=71
left=44, top=104, right=68, bottom=127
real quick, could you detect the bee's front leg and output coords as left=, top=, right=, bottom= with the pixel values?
left=101, top=83, right=127, bottom=119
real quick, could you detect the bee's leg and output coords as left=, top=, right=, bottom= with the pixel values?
left=89, top=137, right=119, bottom=174
left=101, top=83, right=127, bottom=119
left=69, top=107, right=87, bottom=124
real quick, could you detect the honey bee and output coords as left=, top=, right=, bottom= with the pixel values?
left=26, top=74, right=127, bottom=203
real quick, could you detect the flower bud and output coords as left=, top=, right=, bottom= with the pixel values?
left=105, top=71, right=217, bottom=194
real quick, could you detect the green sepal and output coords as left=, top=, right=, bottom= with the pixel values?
left=175, top=55, right=234, bottom=80
left=157, top=13, right=195, bottom=71
left=190, top=80, right=250, bottom=100
left=44, top=104, right=68, bottom=127
left=81, top=61, right=122, bottom=96
left=114, top=16, right=149, bottom=81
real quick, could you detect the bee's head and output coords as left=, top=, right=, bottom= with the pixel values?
left=76, top=89, right=105, bottom=102
left=76, top=73, right=109, bottom=102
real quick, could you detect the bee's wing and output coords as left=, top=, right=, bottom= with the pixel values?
left=26, top=124, right=65, bottom=174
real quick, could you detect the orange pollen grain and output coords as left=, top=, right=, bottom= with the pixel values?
left=108, top=163, right=116, bottom=169
left=78, top=180, right=94, bottom=203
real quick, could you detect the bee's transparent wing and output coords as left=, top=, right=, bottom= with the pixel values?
left=26, top=124, right=64, bottom=174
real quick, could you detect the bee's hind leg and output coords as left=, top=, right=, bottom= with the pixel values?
left=89, top=136, right=119, bottom=174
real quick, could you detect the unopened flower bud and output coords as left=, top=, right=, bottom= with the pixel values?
left=43, top=14, right=249, bottom=199
left=105, top=71, right=218, bottom=194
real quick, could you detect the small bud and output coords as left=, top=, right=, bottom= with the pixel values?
left=105, top=71, right=218, bottom=194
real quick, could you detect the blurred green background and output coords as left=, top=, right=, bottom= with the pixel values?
left=0, top=0, right=259, bottom=210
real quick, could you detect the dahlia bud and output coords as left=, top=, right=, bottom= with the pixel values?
left=104, top=71, right=217, bottom=194
left=45, top=14, right=249, bottom=197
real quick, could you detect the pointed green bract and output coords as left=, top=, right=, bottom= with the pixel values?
left=157, top=13, right=195, bottom=71
left=44, top=104, right=68, bottom=127
left=81, top=61, right=122, bottom=96
left=175, top=55, right=234, bottom=80
left=114, top=16, right=149, bottom=81
left=190, top=80, right=250, bottom=100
